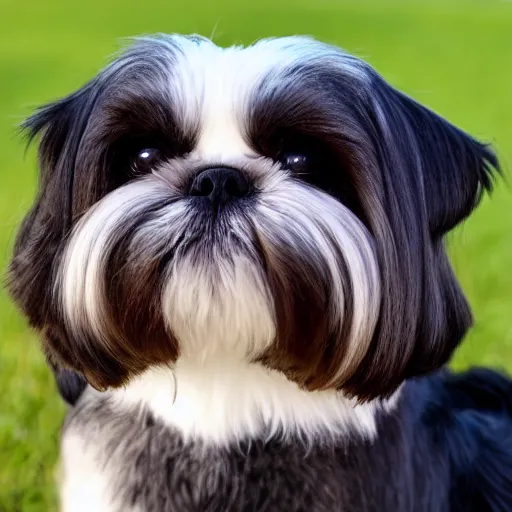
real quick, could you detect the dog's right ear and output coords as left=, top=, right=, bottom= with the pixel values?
left=7, top=85, right=96, bottom=330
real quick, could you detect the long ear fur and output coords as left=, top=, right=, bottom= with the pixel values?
left=344, top=68, right=499, bottom=400
left=7, top=85, right=102, bottom=374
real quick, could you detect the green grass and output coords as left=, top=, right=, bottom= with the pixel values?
left=0, top=0, right=511, bottom=509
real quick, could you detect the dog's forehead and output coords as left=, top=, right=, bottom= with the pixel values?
left=169, top=37, right=262, bottom=157
left=169, top=36, right=332, bottom=158
left=115, top=35, right=364, bottom=158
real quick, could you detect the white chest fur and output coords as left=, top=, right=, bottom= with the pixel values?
left=88, top=359, right=388, bottom=446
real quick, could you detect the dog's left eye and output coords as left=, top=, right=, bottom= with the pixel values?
left=282, top=153, right=311, bottom=174
left=132, top=148, right=162, bottom=173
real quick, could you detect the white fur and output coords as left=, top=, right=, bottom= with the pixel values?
left=162, top=252, right=275, bottom=360
left=60, top=431, right=141, bottom=512
left=59, top=170, right=276, bottom=360
left=101, top=361, right=388, bottom=446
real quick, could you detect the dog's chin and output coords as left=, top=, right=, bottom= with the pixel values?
left=56, top=171, right=381, bottom=391
left=163, top=249, right=276, bottom=361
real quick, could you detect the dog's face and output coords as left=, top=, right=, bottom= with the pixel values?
left=8, top=35, right=497, bottom=400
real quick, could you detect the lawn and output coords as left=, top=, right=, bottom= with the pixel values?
left=0, top=0, right=511, bottom=509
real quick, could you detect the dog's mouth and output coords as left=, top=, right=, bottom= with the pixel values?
left=190, top=196, right=253, bottom=224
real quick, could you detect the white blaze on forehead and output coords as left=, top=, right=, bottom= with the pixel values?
left=164, top=36, right=365, bottom=160
left=169, top=38, right=261, bottom=158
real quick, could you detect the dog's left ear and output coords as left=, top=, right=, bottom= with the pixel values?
left=344, top=69, right=500, bottom=400
left=373, top=84, right=498, bottom=237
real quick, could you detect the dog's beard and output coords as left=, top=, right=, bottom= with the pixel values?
left=57, top=157, right=380, bottom=389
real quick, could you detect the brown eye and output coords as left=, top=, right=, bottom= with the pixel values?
left=132, top=148, right=162, bottom=173
left=282, top=153, right=311, bottom=174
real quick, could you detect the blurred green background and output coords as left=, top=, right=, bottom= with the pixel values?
left=0, top=0, right=511, bottom=509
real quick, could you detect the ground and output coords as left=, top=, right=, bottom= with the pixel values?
left=0, top=0, right=511, bottom=509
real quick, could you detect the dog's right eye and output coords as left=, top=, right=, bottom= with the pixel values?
left=281, top=153, right=311, bottom=175
left=131, top=148, right=162, bottom=174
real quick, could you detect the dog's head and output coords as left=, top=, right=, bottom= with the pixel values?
left=8, top=35, right=498, bottom=400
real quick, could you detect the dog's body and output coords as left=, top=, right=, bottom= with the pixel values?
left=8, top=35, right=512, bottom=511
left=58, top=367, right=512, bottom=512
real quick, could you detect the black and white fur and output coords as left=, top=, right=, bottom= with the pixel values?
left=8, top=35, right=512, bottom=511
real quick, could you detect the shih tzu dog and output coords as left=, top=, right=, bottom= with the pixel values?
left=8, top=34, right=512, bottom=511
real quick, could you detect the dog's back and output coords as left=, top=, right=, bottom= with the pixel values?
left=421, top=369, right=512, bottom=511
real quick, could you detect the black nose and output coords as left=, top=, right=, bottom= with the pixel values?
left=189, top=167, right=250, bottom=206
